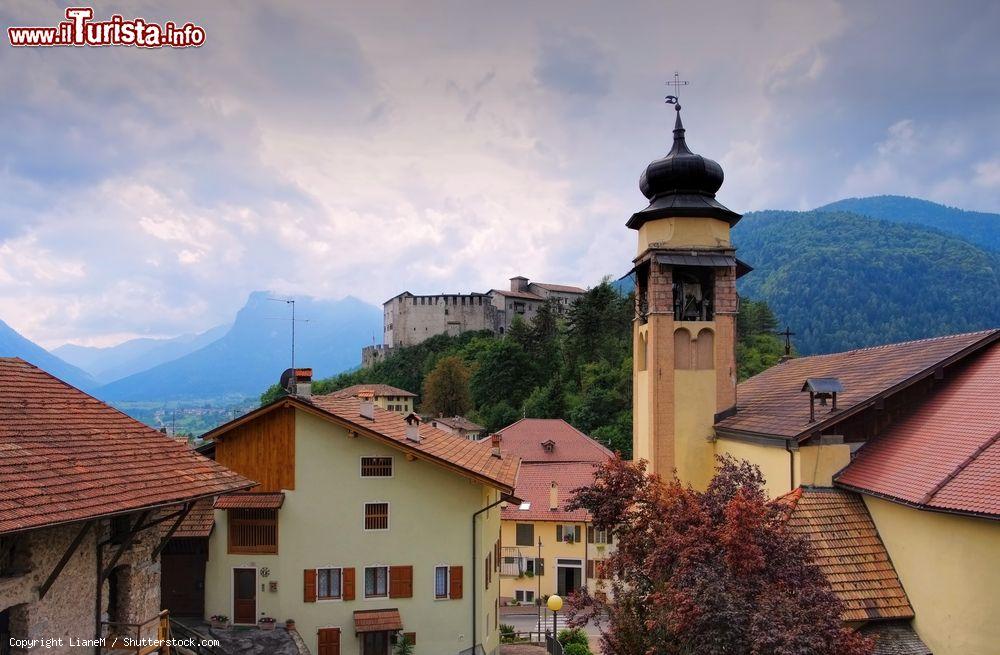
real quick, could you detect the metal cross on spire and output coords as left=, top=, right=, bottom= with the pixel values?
left=777, top=325, right=796, bottom=356
left=665, top=71, right=690, bottom=110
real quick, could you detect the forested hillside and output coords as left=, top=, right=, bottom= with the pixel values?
left=262, top=282, right=785, bottom=457
left=734, top=210, right=1000, bottom=354
left=817, top=195, right=1000, bottom=252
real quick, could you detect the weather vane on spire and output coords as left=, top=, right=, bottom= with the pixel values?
left=665, top=71, right=689, bottom=110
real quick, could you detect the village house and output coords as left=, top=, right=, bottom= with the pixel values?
left=429, top=416, right=484, bottom=441
left=626, top=103, right=1000, bottom=655
left=0, top=358, right=252, bottom=655
left=328, top=384, right=417, bottom=415
left=495, top=419, right=614, bottom=606
left=362, top=276, right=585, bottom=367
left=200, top=370, right=519, bottom=655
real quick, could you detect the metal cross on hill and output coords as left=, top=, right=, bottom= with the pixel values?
left=665, top=71, right=689, bottom=109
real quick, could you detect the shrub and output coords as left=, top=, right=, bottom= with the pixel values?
left=564, top=643, right=592, bottom=655
left=499, top=624, right=517, bottom=644
left=558, top=628, right=589, bottom=647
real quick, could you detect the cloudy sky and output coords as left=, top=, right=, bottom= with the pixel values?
left=2, top=0, right=998, bottom=348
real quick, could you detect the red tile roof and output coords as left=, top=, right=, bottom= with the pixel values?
left=206, top=395, right=519, bottom=493
left=497, top=419, right=614, bottom=463
left=0, top=358, right=254, bottom=535
left=170, top=498, right=215, bottom=538
left=717, top=330, right=999, bottom=440
left=501, top=461, right=599, bottom=522
left=431, top=416, right=484, bottom=432
left=214, top=492, right=285, bottom=510
left=778, top=487, right=914, bottom=622
left=836, top=341, right=1000, bottom=518
left=329, top=384, right=417, bottom=398
left=353, top=609, right=403, bottom=633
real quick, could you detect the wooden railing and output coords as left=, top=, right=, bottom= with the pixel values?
left=101, top=609, right=170, bottom=654
left=228, top=509, right=278, bottom=554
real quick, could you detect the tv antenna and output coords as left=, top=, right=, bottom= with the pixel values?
left=267, top=297, right=311, bottom=371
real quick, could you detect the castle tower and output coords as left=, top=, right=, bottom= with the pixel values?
left=629, top=104, right=748, bottom=487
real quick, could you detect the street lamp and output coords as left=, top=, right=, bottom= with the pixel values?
left=547, top=594, right=563, bottom=640
left=536, top=537, right=542, bottom=637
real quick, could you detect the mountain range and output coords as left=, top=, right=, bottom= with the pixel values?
left=54, top=324, right=230, bottom=384
left=0, top=292, right=381, bottom=407
left=0, top=194, right=996, bottom=410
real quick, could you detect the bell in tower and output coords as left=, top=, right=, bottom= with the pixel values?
left=629, top=95, right=752, bottom=487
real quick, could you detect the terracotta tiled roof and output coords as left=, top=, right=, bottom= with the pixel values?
left=501, top=462, right=599, bottom=522
left=717, top=330, right=999, bottom=440
left=431, top=416, right=484, bottom=432
left=207, top=395, right=519, bottom=493
left=171, top=498, right=215, bottom=538
left=0, top=358, right=254, bottom=535
left=779, top=487, right=913, bottom=622
left=214, top=492, right=285, bottom=510
left=329, top=384, right=417, bottom=398
left=859, top=621, right=932, bottom=655
left=836, top=341, right=1000, bottom=518
left=353, top=609, right=402, bottom=633
left=497, top=419, right=613, bottom=463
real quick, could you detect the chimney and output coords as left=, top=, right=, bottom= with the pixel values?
left=510, top=276, right=529, bottom=292
left=358, top=389, right=375, bottom=420
left=549, top=481, right=558, bottom=511
left=293, top=368, right=312, bottom=397
left=490, top=433, right=502, bottom=458
left=405, top=412, right=422, bottom=443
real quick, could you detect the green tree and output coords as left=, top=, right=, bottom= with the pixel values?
left=421, top=355, right=472, bottom=417
left=470, top=339, right=534, bottom=411
left=522, top=374, right=567, bottom=419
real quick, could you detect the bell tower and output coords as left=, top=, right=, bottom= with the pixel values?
left=629, top=101, right=748, bottom=487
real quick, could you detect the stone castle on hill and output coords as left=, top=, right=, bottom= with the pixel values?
left=362, top=276, right=584, bottom=367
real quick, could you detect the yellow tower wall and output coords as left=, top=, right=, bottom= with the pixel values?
left=637, top=216, right=732, bottom=254
left=863, top=497, right=1000, bottom=655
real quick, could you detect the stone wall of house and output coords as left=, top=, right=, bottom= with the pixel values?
left=0, top=512, right=166, bottom=655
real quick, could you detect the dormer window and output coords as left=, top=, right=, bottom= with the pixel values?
left=541, top=440, right=555, bottom=453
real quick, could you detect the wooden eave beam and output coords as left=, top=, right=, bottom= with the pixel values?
left=101, top=510, right=151, bottom=583
left=39, top=520, right=94, bottom=600
left=149, top=502, right=194, bottom=562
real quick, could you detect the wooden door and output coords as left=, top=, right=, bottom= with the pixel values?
left=317, top=627, right=341, bottom=655
left=233, top=568, right=256, bottom=624
left=161, top=543, right=207, bottom=617
left=361, top=631, right=390, bottom=655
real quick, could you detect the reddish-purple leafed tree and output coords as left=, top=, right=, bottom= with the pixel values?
left=565, top=456, right=873, bottom=655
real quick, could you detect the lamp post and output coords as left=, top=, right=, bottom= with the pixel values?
left=547, top=594, right=563, bottom=642
left=536, top=537, right=542, bottom=637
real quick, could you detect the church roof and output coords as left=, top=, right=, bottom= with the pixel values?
left=836, top=340, right=1000, bottom=519
left=716, top=330, right=1000, bottom=441
left=776, top=487, right=914, bottom=622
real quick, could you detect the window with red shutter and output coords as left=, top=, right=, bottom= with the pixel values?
left=586, top=560, right=594, bottom=578
left=304, top=569, right=317, bottom=603
left=449, top=565, right=463, bottom=599
left=342, top=567, right=356, bottom=600
left=389, top=565, right=413, bottom=598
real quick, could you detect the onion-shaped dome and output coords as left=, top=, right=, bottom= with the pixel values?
left=627, top=107, right=741, bottom=230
